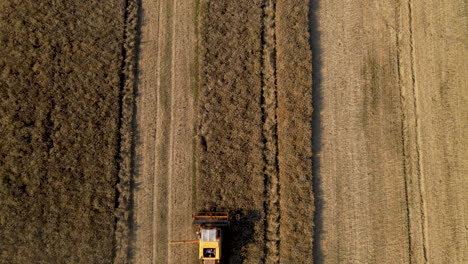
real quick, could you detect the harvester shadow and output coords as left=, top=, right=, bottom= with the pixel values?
left=309, top=0, right=325, bottom=263
left=222, top=210, right=261, bottom=264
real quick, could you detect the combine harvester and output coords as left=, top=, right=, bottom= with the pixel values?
left=170, top=212, right=230, bottom=264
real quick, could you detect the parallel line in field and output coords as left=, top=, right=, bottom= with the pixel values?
left=167, top=0, right=177, bottom=262
left=407, top=0, right=429, bottom=261
left=151, top=0, right=163, bottom=263
left=153, top=0, right=173, bottom=262
left=398, top=0, right=429, bottom=262
left=395, top=4, right=415, bottom=261
left=261, top=0, right=280, bottom=263
left=151, top=1, right=158, bottom=262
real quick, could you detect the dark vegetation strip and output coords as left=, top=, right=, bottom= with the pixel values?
left=113, top=0, right=140, bottom=262
left=197, top=0, right=266, bottom=263
left=308, top=0, right=323, bottom=262
left=127, top=0, right=142, bottom=260
left=0, top=1, right=125, bottom=263
left=276, top=0, right=314, bottom=263
left=261, top=0, right=281, bottom=263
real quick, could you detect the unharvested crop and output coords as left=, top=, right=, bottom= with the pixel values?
left=276, top=1, right=314, bottom=262
left=197, top=0, right=314, bottom=263
left=197, top=0, right=265, bottom=262
left=0, top=1, right=137, bottom=263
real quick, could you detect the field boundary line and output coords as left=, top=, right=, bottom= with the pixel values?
left=261, top=0, right=280, bottom=263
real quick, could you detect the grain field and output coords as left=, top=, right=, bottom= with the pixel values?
left=196, top=0, right=314, bottom=263
left=1, top=0, right=465, bottom=263
left=0, top=1, right=138, bottom=263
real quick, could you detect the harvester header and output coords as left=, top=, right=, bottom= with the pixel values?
left=193, top=212, right=230, bottom=227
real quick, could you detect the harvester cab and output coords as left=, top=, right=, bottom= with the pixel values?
left=169, top=212, right=230, bottom=264
left=193, top=212, right=230, bottom=264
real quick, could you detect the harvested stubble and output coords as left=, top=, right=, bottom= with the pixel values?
left=0, top=1, right=137, bottom=263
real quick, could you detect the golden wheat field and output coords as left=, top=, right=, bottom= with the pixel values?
left=0, top=0, right=466, bottom=263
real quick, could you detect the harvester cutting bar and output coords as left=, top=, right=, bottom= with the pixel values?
left=193, top=212, right=230, bottom=227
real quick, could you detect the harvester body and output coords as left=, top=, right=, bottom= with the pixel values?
left=193, top=212, right=229, bottom=264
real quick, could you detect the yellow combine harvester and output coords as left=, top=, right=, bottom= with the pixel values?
left=170, top=212, right=230, bottom=264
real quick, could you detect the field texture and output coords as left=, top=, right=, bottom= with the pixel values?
left=197, top=1, right=265, bottom=263
left=132, top=0, right=314, bottom=263
left=313, top=0, right=467, bottom=262
left=197, top=0, right=314, bottom=263
left=132, top=0, right=199, bottom=263
left=0, top=1, right=138, bottom=263
left=1, top=0, right=465, bottom=263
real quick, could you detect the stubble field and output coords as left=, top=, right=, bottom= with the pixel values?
left=0, top=0, right=465, bottom=263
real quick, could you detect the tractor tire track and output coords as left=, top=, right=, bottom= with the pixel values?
left=407, top=0, right=429, bottom=260
left=396, top=0, right=429, bottom=262
left=403, top=0, right=466, bottom=262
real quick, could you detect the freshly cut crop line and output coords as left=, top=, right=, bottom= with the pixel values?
left=261, top=0, right=280, bottom=263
